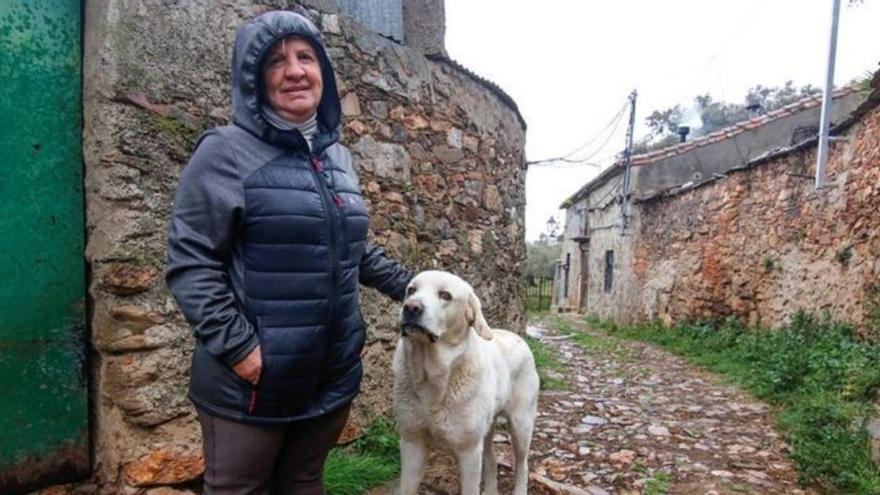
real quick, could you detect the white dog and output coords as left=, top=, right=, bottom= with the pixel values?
left=393, top=270, right=539, bottom=495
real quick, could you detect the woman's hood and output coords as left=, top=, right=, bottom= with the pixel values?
left=231, top=11, right=341, bottom=149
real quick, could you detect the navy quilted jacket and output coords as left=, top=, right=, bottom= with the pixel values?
left=166, top=11, right=412, bottom=424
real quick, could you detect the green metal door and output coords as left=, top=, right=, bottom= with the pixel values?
left=0, top=1, right=89, bottom=492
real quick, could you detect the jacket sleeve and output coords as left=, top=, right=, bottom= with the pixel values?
left=165, top=131, right=258, bottom=367
left=359, top=242, right=414, bottom=302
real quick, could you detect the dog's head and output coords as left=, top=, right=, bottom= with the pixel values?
left=399, top=270, right=493, bottom=345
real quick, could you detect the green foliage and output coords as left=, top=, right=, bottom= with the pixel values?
left=643, top=471, right=672, bottom=495
left=324, top=450, right=398, bottom=495
left=352, top=416, right=400, bottom=461
left=590, top=313, right=880, bottom=493
left=867, top=286, right=880, bottom=343
left=325, top=416, right=400, bottom=494
left=645, top=105, right=684, bottom=138
left=526, top=335, right=568, bottom=390
left=526, top=240, right=562, bottom=280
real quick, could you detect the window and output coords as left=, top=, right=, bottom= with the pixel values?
left=563, top=253, right=571, bottom=298
left=604, top=250, right=614, bottom=293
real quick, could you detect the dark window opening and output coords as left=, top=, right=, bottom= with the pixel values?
left=563, top=253, right=571, bottom=298
left=604, top=250, right=614, bottom=293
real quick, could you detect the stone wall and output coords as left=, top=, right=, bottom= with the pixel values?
left=82, top=0, right=526, bottom=491
left=633, top=96, right=880, bottom=332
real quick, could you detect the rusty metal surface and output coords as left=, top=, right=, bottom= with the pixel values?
left=0, top=0, right=89, bottom=492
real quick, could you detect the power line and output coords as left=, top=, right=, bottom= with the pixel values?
left=532, top=152, right=621, bottom=169
left=649, top=0, right=771, bottom=133
left=558, top=102, right=628, bottom=159
left=566, top=110, right=627, bottom=164
left=526, top=99, right=629, bottom=166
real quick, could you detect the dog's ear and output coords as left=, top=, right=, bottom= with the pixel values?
left=466, top=290, right=493, bottom=340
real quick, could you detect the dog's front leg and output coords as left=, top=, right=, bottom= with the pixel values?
left=456, top=443, right=484, bottom=495
left=482, top=426, right=499, bottom=495
left=399, top=433, right=428, bottom=495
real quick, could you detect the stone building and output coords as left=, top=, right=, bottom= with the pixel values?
left=1, top=0, right=526, bottom=492
left=554, top=83, right=876, bottom=329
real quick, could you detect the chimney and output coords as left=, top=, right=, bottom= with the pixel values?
left=677, top=125, right=690, bottom=143
left=403, top=0, right=447, bottom=56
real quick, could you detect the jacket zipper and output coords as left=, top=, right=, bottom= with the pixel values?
left=248, top=387, right=258, bottom=414
left=309, top=155, right=343, bottom=321
left=248, top=319, right=263, bottom=414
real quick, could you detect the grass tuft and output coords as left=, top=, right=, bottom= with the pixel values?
left=324, top=450, right=399, bottom=495
left=526, top=334, right=568, bottom=390
left=325, top=416, right=400, bottom=494
left=643, top=471, right=672, bottom=495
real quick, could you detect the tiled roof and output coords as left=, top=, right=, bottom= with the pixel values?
left=560, top=85, right=863, bottom=209
left=630, top=87, right=857, bottom=166
left=635, top=79, right=880, bottom=203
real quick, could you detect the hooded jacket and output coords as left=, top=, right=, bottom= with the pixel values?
left=166, top=11, right=412, bottom=424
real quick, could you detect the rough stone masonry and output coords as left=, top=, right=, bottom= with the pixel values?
left=82, top=0, right=526, bottom=491
left=634, top=86, right=880, bottom=335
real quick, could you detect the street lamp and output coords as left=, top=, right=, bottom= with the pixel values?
left=546, top=216, right=559, bottom=238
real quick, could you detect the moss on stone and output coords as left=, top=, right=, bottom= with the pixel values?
left=151, top=114, right=199, bottom=148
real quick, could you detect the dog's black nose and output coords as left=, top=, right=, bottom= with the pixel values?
left=403, top=300, right=424, bottom=316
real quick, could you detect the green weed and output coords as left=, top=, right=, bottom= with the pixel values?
left=526, top=334, right=568, bottom=390
left=762, top=255, right=783, bottom=273
left=643, top=471, right=671, bottom=495
left=325, top=416, right=400, bottom=494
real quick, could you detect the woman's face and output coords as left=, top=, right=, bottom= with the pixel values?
left=263, top=36, right=323, bottom=123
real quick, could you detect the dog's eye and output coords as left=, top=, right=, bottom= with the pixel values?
left=438, top=290, right=452, bottom=301
left=406, top=286, right=417, bottom=296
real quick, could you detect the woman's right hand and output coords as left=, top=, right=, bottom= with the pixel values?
left=233, top=346, right=262, bottom=386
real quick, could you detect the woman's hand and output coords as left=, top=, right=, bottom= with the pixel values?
left=233, top=346, right=262, bottom=386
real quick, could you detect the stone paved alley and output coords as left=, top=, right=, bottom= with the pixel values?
left=378, top=315, right=813, bottom=494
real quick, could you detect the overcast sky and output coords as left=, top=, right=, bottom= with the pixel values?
left=444, top=0, right=880, bottom=241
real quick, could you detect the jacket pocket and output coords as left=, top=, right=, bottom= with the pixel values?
left=190, top=344, right=251, bottom=414
left=253, top=316, right=326, bottom=416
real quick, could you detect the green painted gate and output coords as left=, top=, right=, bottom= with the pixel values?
left=0, top=1, right=89, bottom=492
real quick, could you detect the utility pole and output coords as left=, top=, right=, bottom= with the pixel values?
left=815, top=0, right=841, bottom=189
left=620, top=90, right=637, bottom=233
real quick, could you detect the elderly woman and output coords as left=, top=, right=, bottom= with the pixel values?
left=166, top=10, right=412, bottom=494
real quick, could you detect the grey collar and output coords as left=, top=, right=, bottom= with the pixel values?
left=261, top=105, right=319, bottom=150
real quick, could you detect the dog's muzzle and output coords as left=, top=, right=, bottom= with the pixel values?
left=399, top=322, right=438, bottom=343
left=400, top=301, right=437, bottom=343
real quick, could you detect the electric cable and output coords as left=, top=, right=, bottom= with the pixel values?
left=527, top=99, right=628, bottom=166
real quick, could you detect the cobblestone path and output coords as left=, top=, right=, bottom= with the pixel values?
left=379, top=315, right=813, bottom=494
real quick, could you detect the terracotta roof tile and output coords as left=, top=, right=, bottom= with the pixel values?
left=629, top=86, right=855, bottom=167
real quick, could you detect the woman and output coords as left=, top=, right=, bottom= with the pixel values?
left=166, top=10, right=412, bottom=494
